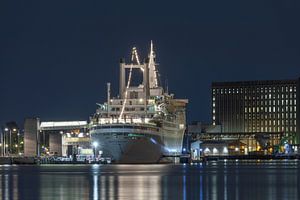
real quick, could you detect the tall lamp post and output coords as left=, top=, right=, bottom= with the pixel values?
left=4, top=128, right=9, bottom=156
left=12, top=128, right=17, bottom=154
left=92, top=142, right=98, bottom=162
left=0, top=127, right=3, bottom=156
left=17, top=131, right=20, bottom=155
left=0, top=128, right=2, bottom=156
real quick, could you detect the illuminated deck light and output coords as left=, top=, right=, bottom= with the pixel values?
left=92, top=142, right=98, bottom=148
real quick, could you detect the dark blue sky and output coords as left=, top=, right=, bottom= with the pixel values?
left=1, top=1, right=300, bottom=126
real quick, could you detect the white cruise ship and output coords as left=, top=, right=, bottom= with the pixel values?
left=89, top=42, right=188, bottom=163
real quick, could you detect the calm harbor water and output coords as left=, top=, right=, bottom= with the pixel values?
left=0, top=160, right=299, bottom=200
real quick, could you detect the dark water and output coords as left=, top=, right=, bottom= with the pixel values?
left=0, top=160, right=299, bottom=200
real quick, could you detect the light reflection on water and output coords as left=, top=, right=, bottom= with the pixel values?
left=0, top=160, right=299, bottom=200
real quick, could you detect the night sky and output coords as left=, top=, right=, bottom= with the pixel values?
left=1, top=1, right=300, bottom=127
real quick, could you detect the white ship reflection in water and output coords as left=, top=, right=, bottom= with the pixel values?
left=0, top=161, right=299, bottom=200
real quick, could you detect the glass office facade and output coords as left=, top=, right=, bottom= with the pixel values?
left=212, top=79, right=300, bottom=144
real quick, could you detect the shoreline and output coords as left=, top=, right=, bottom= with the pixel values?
left=1, top=155, right=299, bottom=165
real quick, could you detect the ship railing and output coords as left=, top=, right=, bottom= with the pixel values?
left=92, top=117, right=154, bottom=125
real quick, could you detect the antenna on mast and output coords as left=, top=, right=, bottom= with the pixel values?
left=165, top=78, right=169, bottom=94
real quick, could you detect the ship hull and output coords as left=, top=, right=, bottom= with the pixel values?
left=90, top=124, right=183, bottom=164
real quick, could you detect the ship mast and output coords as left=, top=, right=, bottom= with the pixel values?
left=148, top=40, right=158, bottom=88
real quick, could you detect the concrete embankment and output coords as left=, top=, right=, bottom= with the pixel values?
left=0, top=157, right=36, bottom=164
left=202, top=154, right=300, bottom=161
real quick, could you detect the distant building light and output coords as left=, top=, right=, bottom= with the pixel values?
left=179, top=124, right=184, bottom=129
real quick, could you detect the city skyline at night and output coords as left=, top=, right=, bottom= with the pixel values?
left=0, top=2, right=300, bottom=200
left=1, top=1, right=300, bottom=126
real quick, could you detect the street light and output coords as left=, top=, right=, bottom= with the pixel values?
left=4, top=128, right=12, bottom=154
left=17, top=132, right=20, bottom=154
left=92, top=142, right=98, bottom=161
left=5, top=144, right=8, bottom=156
left=3, top=128, right=9, bottom=156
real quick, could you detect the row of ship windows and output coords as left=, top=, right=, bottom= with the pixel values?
left=212, top=86, right=297, bottom=95
left=110, top=107, right=149, bottom=111
left=90, top=126, right=159, bottom=132
left=101, top=133, right=147, bottom=140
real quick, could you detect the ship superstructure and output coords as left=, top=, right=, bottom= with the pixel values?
left=89, top=42, right=188, bottom=163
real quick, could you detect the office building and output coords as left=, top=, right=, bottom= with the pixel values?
left=212, top=78, right=300, bottom=144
